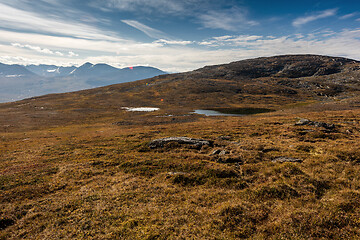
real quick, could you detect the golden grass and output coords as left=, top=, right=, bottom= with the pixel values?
left=1, top=104, right=360, bottom=239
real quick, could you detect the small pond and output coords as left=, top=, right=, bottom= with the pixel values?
left=122, top=107, right=160, bottom=112
left=193, top=108, right=274, bottom=116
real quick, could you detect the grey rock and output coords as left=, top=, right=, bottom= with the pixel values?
left=295, top=118, right=335, bottom=130
left=210, top=149, right=222, bottom=155
left=218, top=136, right=231, bottom=140
left=149, top=137, right=213, bottom=149
left=219, top=150, right=230, bottom=156
left=295, top=118, right=311, bottom=126
left=167, top=172, right=187, bottom=176
left=272, top=157, right=303, bottom=163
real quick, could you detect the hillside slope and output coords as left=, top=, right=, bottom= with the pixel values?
left=0, top=55, right=359, bottom=130
left=1, top=55, right=360, bottom=239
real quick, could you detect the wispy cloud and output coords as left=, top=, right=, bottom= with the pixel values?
left=92, top=1, right=258, bottom=32
left=92, top=0, right=185, bottom=14
left=339, top=12, right=357, bottom=20
left=293, top=9, right=337, bottom=27
left=122, top=20, right=168, bottom=39
left=0, top=2, right=121, bottom=41
left=1, top=1, right=360, bottom=73
left=199, top=35, right=264, bottom=47
left=199, top=7, right=258, bottom=31
left=84, top=29, right=360, bottom=72
left=11, top=42, right=79, bottom=57
left=12, top=43, right=57, bottom=55
left=2, top=27, right=360, bottom=73
left=154, top=39, right=193, bottom=45
left=68, top=51, right=79, bottom=57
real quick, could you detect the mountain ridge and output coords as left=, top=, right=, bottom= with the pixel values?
left=0, top=62, right=167, bottom=102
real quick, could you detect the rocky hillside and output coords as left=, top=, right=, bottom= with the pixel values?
left=0, top=55, right=359, bottom=130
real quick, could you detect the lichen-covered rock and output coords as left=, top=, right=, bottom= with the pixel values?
left=295, top=118, right=335, bottom=129
left=295, top=118, right=311, bottom=126
left=149, top=137, right=213, bottom=149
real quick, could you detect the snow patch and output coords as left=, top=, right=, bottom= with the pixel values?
left=69, top=68, right=77, bottom=74
left=6, top=74, right=23, bottom=77
left=122, top=107, right=160, bottom=112
left=47, top=68, right=59, bottom=73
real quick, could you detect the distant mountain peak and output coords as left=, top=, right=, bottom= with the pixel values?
left=0, top=60, right=166, bottom=102
left=79, top=62, right=94, bottom=68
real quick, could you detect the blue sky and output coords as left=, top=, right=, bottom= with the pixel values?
left=0, top=0, right=359, bottom=72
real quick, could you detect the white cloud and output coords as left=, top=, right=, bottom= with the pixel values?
left=73, top=29, right=360, bottom=72
left=1, top=1, right=360, bottom=74
left=55, top=51, right=64, bottom=56
left=199, top=8, right=258, bottom=31
left=199, top=35, right=264, bottom=47
left=154, top=39, right=193, bottom=45
left=68, top=51, right=79, bottom=57
left=122, top=20, right=168, bottom=39
left=339, top=13, right=357, bottom=20
left=2, top=28, right=360, bottom=73
left=93, top=1, right=258, bottom=31
left=90, top=0, right=196, bottom=15
left=12, top=43, right=57, bottom=55
left=293, top=9, right=337, bottom=27
left=0, top=2, right=122, bottom=41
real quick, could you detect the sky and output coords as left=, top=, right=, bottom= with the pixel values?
left=0, top=0, right=359, bottom=72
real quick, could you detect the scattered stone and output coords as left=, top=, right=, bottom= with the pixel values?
left=218, top=135, right=231, bottom=140
left=149, top=137, right=213, bottom=149
left=210, top=149, right=230, bottom=156
left=295, top=118, right=311, bottom=126
left=166, top=172, right=188, bottom=179
left=210, top=149, right=222, bottom=155
left=167, top=172, right=187, bottom=176
left=314, top=122, right=335, bottom=130
left=295, top=118, right=335, bottom=130
left=219, top=150, right=230, bottom=156
left=272, top=157, right=303, bottom=163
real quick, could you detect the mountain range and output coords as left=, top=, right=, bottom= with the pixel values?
left=0, top=62, right=166, bottom=103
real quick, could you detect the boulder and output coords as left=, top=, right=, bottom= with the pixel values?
left=149, top=137, right=213, bottom=149
left=295, top=118, right=335, bottom=130
left=295, top=118, right=311, bottom=126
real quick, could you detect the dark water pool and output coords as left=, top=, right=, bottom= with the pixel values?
left=193, top=108, right=274, bottom=116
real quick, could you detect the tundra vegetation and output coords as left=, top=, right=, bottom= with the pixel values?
left=0, top=55, right=359, bottom=239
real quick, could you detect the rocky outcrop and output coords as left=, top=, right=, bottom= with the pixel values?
left=149, top=137, right=213, bottom=149
left=295, top=118, right=335, bottom=130
left=188, top=55, right=356, bottom=80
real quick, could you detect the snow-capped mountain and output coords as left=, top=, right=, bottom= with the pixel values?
left=0, top=62, right=166, bottom=103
